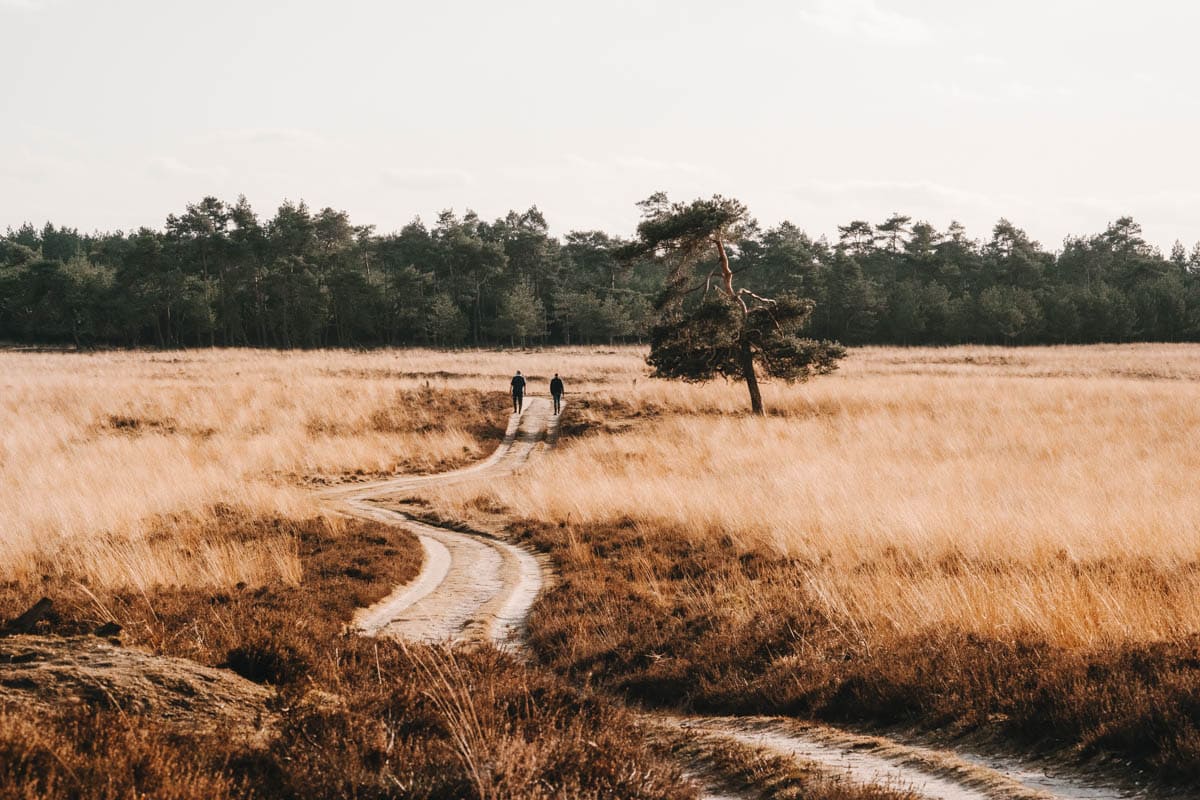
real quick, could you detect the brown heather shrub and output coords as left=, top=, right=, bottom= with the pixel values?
left=0, top=711, right=255, bottom=800
left=511, top=518, right=1200, bottom=787
left=406, top=344, right=1200, bottom=790
left=0, top=514, right=694, bottom=800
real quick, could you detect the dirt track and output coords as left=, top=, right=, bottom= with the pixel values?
left=326, top=398, right=1142, bottom=800
left=325, top=396, right=555, bottom=647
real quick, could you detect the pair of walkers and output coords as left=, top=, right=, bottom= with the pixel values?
left=510, top=371, right=565, bottom=415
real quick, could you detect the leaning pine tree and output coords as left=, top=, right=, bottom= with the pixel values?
left=621, top=193, right=845, bottom=415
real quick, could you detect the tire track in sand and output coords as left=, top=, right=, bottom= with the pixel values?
left=323, top=398, right=1144, bottom=800
left=324, top=396, right=556, bottom=647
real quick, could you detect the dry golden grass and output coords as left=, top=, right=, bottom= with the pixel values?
left=0, top=348, right=531, bottom=591
left=433, top=343, right=1200, bottom=648
left=11, top=343, right=1200, bottom=647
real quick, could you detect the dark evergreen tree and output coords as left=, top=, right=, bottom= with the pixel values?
left=5, top=198, right=1200, bottom=352
left=620, top=193, right=844, bottom=415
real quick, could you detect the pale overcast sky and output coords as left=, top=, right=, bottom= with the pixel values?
left=3, top=0, right=1199, bottom=250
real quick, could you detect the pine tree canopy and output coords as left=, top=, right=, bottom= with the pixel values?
left=626, top=193, right=845, bottom=414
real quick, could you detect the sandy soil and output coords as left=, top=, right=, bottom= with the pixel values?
left=670, top=717, right=1142, bottom=800
left=329, top=397, right=557, bottom=647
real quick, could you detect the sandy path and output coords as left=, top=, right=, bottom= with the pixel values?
left=670, top=717, right=1140, bottom=800
left=326, top=397, right=557, bottom=647
left=325, top=398, right=1146, bottom=800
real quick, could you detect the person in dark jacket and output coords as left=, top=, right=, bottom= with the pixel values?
left=549, top=373, right=564, bottom=414
left=510, top=370, right=526, bottom=413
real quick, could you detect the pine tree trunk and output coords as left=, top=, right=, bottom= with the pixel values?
left=739, top=338, right=764, bottom=415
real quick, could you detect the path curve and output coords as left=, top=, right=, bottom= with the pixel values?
left=324, top=396, right=558, bottom=647
left=323, top=397, right=1146, bottom=800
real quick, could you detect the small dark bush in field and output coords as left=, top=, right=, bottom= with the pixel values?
left=224, top=640, right=309, bottom=685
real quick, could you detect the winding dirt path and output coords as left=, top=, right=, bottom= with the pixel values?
left=324, top=396, right=556, bottom=647
left=323, top=399, right=1146, bottom=800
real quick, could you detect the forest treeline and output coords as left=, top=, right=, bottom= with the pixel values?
left=3, top=195, right=1199, bottom=348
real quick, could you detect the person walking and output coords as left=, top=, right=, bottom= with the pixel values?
left=510, top=370, right=526, bottom=414
left=549, top=373, right=564, bottom=415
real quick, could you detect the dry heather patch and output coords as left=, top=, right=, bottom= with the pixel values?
left=0, top=346, right=712, bottom=799
left=503, top=517, right=1200, bottom=786
left=0, top=514, right=693, bottom=800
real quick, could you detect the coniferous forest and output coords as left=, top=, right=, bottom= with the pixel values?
left=3, top=195, right=1198, bottom=348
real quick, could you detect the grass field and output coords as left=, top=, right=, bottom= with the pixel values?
left=0, top=349, right=516, bottom=590
left=425, top=343, right=1200, bottom=782
left=0, top=345, right=667, bottom=592
left=444, top=344, right=1200, bottom=648
left=5, top=343, right=1200, bottom=793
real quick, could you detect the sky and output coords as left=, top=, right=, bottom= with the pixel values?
left=3, top=0, right=1200, bottom=251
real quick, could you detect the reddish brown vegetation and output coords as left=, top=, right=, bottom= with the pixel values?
left=517, top=518, right=1200, bottom=788
left=0, top=514, right=692, bottom=800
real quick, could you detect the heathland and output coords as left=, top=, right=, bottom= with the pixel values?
left=0, top=347, right=698, bottom=799
left=429, top=344, right=1200, bottom=784
left=3, top=344, right=1200, bottom=796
